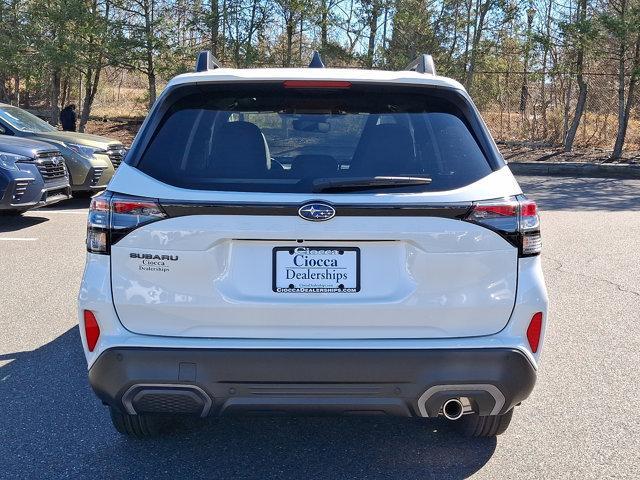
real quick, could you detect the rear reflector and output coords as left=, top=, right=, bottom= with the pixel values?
left=283, top=80, right=351, bottom=89
left=83, top=310, right=100, bottom=352
left=527, top=312, right=543, bottom=353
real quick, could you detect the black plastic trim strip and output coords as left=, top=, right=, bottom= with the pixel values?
left=89, top=347, right=536, bottom=417
left=158, top=200, right=472, bottom=219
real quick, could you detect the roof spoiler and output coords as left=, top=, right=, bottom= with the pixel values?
left=405, top=54, right=436, bottom=75
left=196, top=50, right=221, bottom=72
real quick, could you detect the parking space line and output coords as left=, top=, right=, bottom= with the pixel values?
left=30, top=211, right=87, bottom=215
left=0, top=237, right=39, bottom=241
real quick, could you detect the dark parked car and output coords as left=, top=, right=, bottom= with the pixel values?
left=0, top=136, right=71, bottom=214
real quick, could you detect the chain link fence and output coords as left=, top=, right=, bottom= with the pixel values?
left=471, top=71, right=639, bottom=151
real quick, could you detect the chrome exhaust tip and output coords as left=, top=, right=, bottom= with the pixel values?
left=442, top=398, right=464, bottom=420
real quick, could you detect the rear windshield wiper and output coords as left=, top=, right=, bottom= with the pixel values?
left=312, top=176, right=432, bottom=193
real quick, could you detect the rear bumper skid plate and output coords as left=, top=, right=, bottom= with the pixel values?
left=89, top=347, right=536, bottom=418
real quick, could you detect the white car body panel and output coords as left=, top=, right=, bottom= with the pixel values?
left=79, top=254, right=547, bottom=369
left=110, top=216, right=518, bottom=339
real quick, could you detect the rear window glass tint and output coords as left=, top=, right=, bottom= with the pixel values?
left=136, top=84, right=494, bottom=193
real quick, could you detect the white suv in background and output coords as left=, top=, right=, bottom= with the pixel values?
left=78, top=52, right=548, bottom=438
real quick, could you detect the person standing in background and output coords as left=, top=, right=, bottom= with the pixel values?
left=59, top=104, right=77, bottom=131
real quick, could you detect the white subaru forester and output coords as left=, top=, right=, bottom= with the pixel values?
left=78, top=52, right=548, bottom=438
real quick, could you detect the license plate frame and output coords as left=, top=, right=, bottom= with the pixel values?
left=272, top=246, right=361, bottom=293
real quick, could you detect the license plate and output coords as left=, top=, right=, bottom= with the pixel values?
left=272, top=247, right=360, bottom=293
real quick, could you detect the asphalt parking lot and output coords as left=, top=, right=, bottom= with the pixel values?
left=1, top=175, right=639, bottom=479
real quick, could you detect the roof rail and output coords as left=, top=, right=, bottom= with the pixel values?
left=405, top=54, right=436, bottom=75
left=309, top=51, right=325, bottom=68
left=196, top=50, right=221, bottom=72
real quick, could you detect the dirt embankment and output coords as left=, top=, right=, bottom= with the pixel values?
left=85, top=119, right=142, bottom=146
left=499, top=142, right=639, bottom=164
left=85, top=118, right=640, bottom=164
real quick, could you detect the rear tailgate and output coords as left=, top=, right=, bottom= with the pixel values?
left=110, top=209, right=518, bottom=339
left=107, top=80, right=522, bottom=339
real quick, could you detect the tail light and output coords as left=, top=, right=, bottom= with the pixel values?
left=87, top=192, right=166, bottom=254
left=83, top=310, right=100, bottom=352
left=464, top=195, right=541, bottom=256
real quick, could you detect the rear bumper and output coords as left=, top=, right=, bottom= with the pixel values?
left=89, top=347, right=536, bottom=418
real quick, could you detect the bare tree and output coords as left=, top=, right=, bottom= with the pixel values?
left=78, top=0, right=112, bottom=132
left=361, top=0, right=382, bottom=67
left=564, top=0, right=589, bottom=152
left=603, top=0, right=640, bottom=159
left=464, top=0, right=498, bottom=90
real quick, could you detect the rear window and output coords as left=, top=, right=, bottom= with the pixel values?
left=135, top=83, right=495, bottom=193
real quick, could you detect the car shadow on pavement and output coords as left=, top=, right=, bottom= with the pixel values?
left=42, top=197, right=91, bottom=211
left=0, top=214, right=48, bottom=232
left=518, top=176, right=640, bottom=211
left=0, top=328, right=496, bottom=480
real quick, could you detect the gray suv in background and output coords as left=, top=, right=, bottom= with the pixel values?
left=0, top=104, right=125, bottom=194
left=0, top=136, right=71, bottom=214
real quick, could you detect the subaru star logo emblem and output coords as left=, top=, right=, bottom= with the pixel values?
left=298, top=202, right=336, bottom=221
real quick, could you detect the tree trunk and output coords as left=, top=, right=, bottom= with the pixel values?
left=520, top=9, right=534, bottom=115
left=50, top=69, right=61, bottom=126
left=234, top=5, right=242, bottom=67
left=299, top=13, right=304, bottom=64
left=564, top=79, right=587, bottom=151
left=382, top=5, right=388, bottom=53
left=463, top=0, right=472, bottom=77
left=465, top=0, right=493, bottom=91
left=245, top=0, right=258, bottom=63
left=611, top=79, right=636, bottom=160
left=366, top=3, right=380, bottom=68
left=320, top=5, right=328, bottom=48
left=610, top=44, right=627, bottom=157
left=285, top=20, right=294, bottom=67
left=0, top=76, right=8, bottom=103
left=210, top=0, right=219, bottom=55
left=79, top=70, right=92, bottom=132
left=446, top=6, right=460, bottom=68
left=611, top=34, right=640, bottom=160
left=79, top=67, right=101, bottom=133
left=540, top=0, right=553, bottom=139
left=60, top=76, right=69, bottom=109
left=562, top=77, right=572, bottom=140
left=147, top=70, right=157, bottom=109
left=563, top=0, right=587, bottom=152
left=221, top=0, right=227, bottom=59
left=144, top=0, right=156, bottom=108
left=13, top=75, right=19, bottom=106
